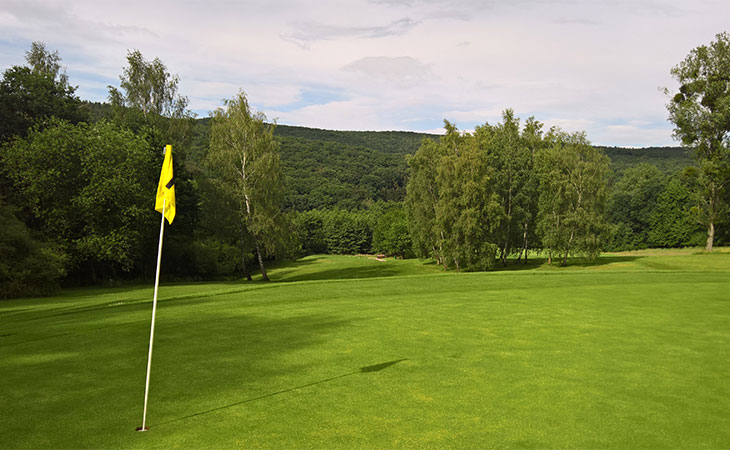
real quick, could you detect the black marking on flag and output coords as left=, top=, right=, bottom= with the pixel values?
left=165, top=179, right=174, bottom=190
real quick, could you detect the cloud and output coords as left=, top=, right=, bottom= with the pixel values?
left=281, top=17, right=419, bottom=48
left=343, top=56, right=432, bottom=86
left=0, top=0, right=157, bottom=45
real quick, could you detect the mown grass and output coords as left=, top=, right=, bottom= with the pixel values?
left=1, top=250, right=729, bottom=448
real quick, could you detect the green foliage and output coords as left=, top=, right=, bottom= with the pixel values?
left=293, top=208, right=376, bottom=255
left=477, top=111, right=543, bottom=264
left=0, top=202, right=66, bottom=298
left=0, top=66, right=86, bottom=143
left=24, top=41, right=70, bottom=89
left=608, top=163, right=667, bottom=250
left=322, top=209, right=373, bottom=255
left=536, top=131, right=612, bottom=264
left=436, top=122, right=501, bottom=271
left=371, top=205, right=413, bottom=258
left=600, top=146, right=694, bottom=176
left=161, top=237, right=242, bottom=279
left=405, top=138, right=443, bottom=262
left=293, top=209, right=328, bottom=255
left=106, top=49, right=196, bottom=166
left=108, top=49, right=190, bottom=119
left=648, top=172, right=705, bottom=248
left=2, top=119, right=157, bottom=279
left=279, top=137, right=408, bottom=210
left=275, top=124, right=432, bottom=155
left=0, top=42, right=86, bottom=143
left=666, top=31, right=730, bottom=251
left=406, top=114, right=550, bottom=270
left=207, top=90, right=288, bottom=279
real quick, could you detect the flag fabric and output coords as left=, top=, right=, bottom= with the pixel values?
left=155, top=145, right=176, bottom=224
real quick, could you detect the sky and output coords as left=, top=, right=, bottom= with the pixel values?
left=0, top=0, right=727, bottom=147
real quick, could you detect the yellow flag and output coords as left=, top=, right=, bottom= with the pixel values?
left=155, top=145, right=176, bottom=224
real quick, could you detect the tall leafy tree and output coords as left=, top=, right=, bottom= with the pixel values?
left=25, top=41, right=70, bottom=88
left=107, top=49, right=195, bottom=153
left=0, top=42, right=86, bottom=143
left=666, top=31, right=730, bottom=251
left=435, top=122, right=502, bottom=271
left=207, top=91, right=285, bottom=281
left=405, top=138, right=444, bottom=264
left=108, top=49, right=190, bottom=119
left=536, top=131, right=611, bottom=265
left=517, top=117, right=544, bottom=263
left=476, top=110, right=536, bottom=265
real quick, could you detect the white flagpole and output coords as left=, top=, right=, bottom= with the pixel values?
left=139, top=198, right=166, bottom=432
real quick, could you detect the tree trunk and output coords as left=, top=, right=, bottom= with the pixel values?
left=241, top=250, right=252, bottom=281
left=706, top=221, right=715, bottom=252
left=255, top=241, right=269, bottom=281
left=522, top=222, right=529, bottom=265
left=548, top=250, right=552, bottom=265
left=562, top=229, right=575, bottom=266
left=439, top=231, right=447, bottom=269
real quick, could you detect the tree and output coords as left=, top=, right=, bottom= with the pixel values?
left=107, top=49, right=195, bottom=153
left=0, top=43, right=86, bottom=143
left=476, top=110, right=538, bottom=265
left=405, top=138, right=444, bottom=264
left=536, top=131, right=612, bottom=265
left=207, top=91, right=285, bottom=281
left=666, top=31, right=730, bottom=251
left=435, top=122, right=502, bottom=271
left=25, top=41, right=69, bottom=88
left=108, top=49, right=190, bottom=119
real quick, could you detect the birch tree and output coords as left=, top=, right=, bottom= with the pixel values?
left=207, top=91, right=284, bottom=281
left=536, top=131, right=611, bottom=265
left=405, top=137, right=444, bottom=264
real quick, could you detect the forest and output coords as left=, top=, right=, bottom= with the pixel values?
left=0, top=41, right=725, bottom=298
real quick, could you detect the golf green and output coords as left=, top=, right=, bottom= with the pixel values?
left=1, top=251, right=729, bottom=448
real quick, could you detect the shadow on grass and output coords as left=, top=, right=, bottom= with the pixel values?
left=279, top=264, right=407, bottom=282
left=157, top=359, right=408, bottom=426
left=264, top=255, right=423, bottom=283
left=495, top=255, right=645, bottom=271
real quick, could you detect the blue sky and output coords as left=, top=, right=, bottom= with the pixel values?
left=1, top=0, right=728, bottom=146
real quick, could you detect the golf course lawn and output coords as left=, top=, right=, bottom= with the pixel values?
left=1, top=250, right=729, bottom=448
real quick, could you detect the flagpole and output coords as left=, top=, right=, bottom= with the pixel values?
left=138, top=198, right=166, bottom=432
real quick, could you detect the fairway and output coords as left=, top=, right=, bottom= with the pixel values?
left=2, top=252, right=729, bottom=448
